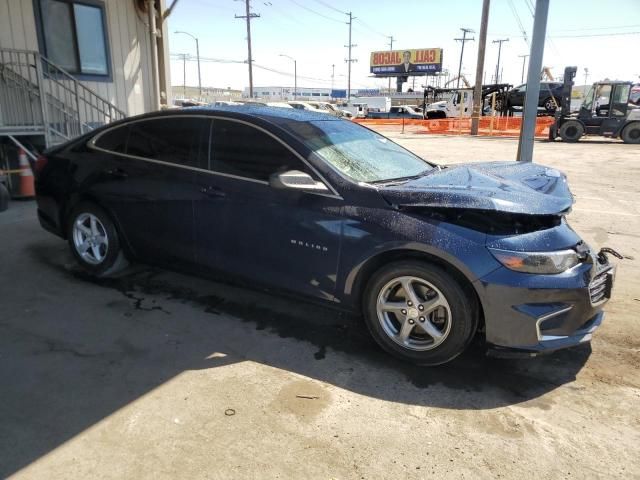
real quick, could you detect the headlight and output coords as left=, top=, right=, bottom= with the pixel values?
left=489, top=248, right=581, bottom=274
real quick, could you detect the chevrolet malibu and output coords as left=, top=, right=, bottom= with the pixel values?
left=34, top=106, right=616, bottom=365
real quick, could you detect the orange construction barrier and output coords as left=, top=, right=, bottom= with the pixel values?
left=354, top=116, right=555, bottom=138
left=17, top=148, right=35, bottom=198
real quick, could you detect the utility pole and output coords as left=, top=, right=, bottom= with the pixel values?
left=492, top=38, right=509, bottom=83
left=518, top=54, right=529, bottom=84
left=331, top=64, right=336, bottom=94
left=235, top=0, right=260, bottom=98
left=583, top=67, right=589, bottom=88
left=175, top=31, right=201, bottom=98
left=454, top=28, right=474, bottom=89
left=517, top=0, right=550, bottom=163
left=178, top=53, right=187, bottom=98
left=387, top=35, right=394, bottom=94
left=471, top=0, right=490, bottom=136
left=345, top=11, right=357, bottom=101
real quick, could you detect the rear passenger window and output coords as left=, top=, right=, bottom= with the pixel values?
left=126, top=117, right=210, bottom=169
left=95, top=124, right=128, bottom=153
left=210, top=120, right=308, bottom=181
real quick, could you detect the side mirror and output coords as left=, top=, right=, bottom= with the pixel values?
left=269, top=170, right=329, bottom=192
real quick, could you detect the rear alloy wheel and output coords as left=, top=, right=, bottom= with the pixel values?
left=363, top=262, right=478, bottom=365
left=67, top=202, right=128, bottom=276
left=559, top=120, right=584, bottom=143
left=543, top=97, right=559, bottom=112
left=621, top=122, right=640, bottom=144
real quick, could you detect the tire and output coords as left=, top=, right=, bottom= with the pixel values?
left=559, top=120, right=584, bottom=143
left=67, top=202, right=128, bottom=277
left=543, top=97, right=559, bottom=112
left=621, top=122, right=640, bottom=144
left=362, top=261, right=478, bottom=366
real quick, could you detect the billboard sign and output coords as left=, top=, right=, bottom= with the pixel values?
left=370, top=48, right=443, bottom=76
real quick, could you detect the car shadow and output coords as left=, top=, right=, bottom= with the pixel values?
left=2, top=239, right=590, bottom=477
left=30, top=239, right=591, bottom=408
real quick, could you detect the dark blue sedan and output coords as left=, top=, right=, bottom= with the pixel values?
left=34, top=106, right=615, bottom=365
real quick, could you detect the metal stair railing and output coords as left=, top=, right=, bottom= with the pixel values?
left=0, top=48, right=126, bottom=148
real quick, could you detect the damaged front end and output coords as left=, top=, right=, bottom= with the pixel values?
left=397, top=206, right=564, bottom=235
left=376, top=161, right=617, bottom=356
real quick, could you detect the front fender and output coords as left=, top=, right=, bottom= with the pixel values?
left=334, top=208, right=501, bottom=309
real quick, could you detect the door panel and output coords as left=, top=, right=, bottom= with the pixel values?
left=194, top=118, right=344, bottom=301
left=90, top=116, right=210, bottom=267
left=195, top=175, right=343, bottom=300
left=96, top=157, right=198, bottom=266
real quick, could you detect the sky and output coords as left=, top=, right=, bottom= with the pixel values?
left=167, top=0, right=640, bottom=93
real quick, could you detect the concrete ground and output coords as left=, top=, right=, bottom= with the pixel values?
left=1, top=134, right=639, bottom=479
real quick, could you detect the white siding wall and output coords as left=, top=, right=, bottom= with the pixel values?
left=0, top=0, right=160, bottom=116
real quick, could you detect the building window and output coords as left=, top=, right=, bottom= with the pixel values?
left=35, top=0, right=110, bottom=77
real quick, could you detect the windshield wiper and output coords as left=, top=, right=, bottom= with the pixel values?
left=370, top=167, right=441, bottom=186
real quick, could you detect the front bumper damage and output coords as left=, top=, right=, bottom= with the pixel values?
left=474, top=249, right=615, bottom=357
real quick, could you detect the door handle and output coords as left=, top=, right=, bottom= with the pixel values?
left=199, top=186, right=226, bottom=198
left=105, top=168, right=128, bottom=179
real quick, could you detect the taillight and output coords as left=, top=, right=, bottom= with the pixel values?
left=34, top=155, right=48, bottom=176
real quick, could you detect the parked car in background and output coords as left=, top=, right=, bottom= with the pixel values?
left=35, top=105, right=616, bottom=366
left=287, top=101, right=328, bottom=114
left=338, top=102, right=369, bottom=118
left=266, top=102, right=294, bottom=109
left=212, top=101, right=242, bottom=107
left=308, top=101, right=352, bottom=118
left=367, top=105, right=423, bottom=119
left=504, top=82, right=564, bottom=112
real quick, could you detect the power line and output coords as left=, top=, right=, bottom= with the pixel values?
left=354, top=18, right=388, bottom=38
left=551, top=24, right=640, bottom=32
left=552, top=31, right=640, bottom=38
left=171, top=53, right=376, bottom=88
left=286, top=0, right=343, bottom=23
left=507, top=0, right=528, bottom=45
left=309, top=0, right=346, bottom=15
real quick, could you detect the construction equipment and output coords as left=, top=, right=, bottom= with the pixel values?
left=423, top=84, right=511, bottom=119
left=549, top=66, right=640, bottom=143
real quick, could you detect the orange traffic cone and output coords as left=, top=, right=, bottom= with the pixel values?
left=18, top=149, right=35, bottom=198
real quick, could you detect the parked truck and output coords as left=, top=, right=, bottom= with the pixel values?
left=354, top=96, right=391, bottom=113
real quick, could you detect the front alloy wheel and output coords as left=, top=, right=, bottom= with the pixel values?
left=376, top=276, right=452, bottom=351
left=363, top=261, right=478, bottom=365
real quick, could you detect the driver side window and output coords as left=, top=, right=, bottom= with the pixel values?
left=210, top=119, right=311, bottom=182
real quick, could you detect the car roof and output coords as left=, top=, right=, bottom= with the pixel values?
left=186, top=104, right=339, bottom=122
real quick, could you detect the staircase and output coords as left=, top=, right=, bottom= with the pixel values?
left=0, top=48, right=125, bottom=150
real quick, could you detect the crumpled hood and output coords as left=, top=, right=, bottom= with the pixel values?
left=379, top=161, right=574, bottom=215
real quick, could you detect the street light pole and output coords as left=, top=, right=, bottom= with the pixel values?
left=175, top=31, right=201, bottom=98
left=280, top=54, right=297, bottom=100
left=518, top=54, right=529, bottom=84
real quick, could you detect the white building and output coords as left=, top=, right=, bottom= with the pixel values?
left=0, top=0, right=173, bottom=153
left=244, top=86, right=333, bottom=101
